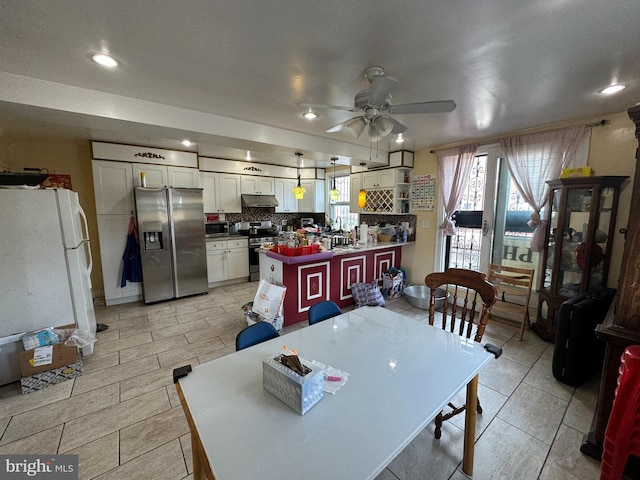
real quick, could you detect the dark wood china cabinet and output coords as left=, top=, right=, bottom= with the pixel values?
left=581, top=105, right=640, bottom=473
left=532, top=176, right=627, bottom=342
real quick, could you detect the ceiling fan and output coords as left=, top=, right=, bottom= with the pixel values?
left=304, top=66, right=456, bottom=142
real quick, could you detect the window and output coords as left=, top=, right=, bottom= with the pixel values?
left=328, top=175, right=358, bottom=231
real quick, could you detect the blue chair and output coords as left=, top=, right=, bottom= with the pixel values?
left=235, top=322, right=279, bottom=351
left=308, top=300, right=342, bottom=326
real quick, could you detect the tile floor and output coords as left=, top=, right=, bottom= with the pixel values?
left=0, top=281, right=613, bottom=479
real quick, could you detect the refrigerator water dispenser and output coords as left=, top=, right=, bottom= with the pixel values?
left=143, top=222, right=164, bottom=251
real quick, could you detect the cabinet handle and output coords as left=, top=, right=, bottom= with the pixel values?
left=620, top=227, right=628, bottom=239
left=482, top=220, right=489, bottom=236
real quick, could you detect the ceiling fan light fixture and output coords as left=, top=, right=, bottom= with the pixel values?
left=371, top=116, right=394, bottom=140
left=345, top=117, right=366, bottom=138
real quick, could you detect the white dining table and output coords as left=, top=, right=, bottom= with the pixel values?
left=176, top=306, right=495, bottom=480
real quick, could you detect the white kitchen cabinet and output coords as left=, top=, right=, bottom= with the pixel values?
left=241, top=175, right=275, bottom=195
left=218, top=174, right=242, bottom=213
left=97, top=214, right=143, bottom=305
left=168, top=166, right=200, bottom=187
left=350, top=173, right=363, bottom=213
left=274, top=178, right=299, bottom=213
left=132, top=163, right=167, bottom=187
left=206, top=238, right=248, bottom=284
left=201, top=172, right=220, bottom=213
left=362, top=170, right=395, bottom=189
left=92, top=160, right=135, bottom=215
left=132, top=164, right=199, bottom=188
left=298, top=180, right=325, bottom=213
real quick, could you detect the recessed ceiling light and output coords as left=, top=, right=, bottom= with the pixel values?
left=91, top=53, right=118, bottom=68
left=246, top=150, right=252, bottom=160
left=394, top=133, right=405, bottom=144
left=181, top=140, right=193, bottom=147
left=600, top=84, right=626, bottom=95
left=303, top=110, right=318, bottom=120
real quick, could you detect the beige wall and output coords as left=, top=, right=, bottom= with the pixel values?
left=403, top=110, right=637, bottom=287
left=4, top=139, right=101, bottom=293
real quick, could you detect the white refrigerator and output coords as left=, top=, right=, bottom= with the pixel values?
left=0, top=188, right=97, bottom=372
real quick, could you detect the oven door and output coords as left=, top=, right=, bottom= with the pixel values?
left=248, top=243, right=261, bottom=281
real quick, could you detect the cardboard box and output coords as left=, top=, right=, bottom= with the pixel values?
left=561, top=166, right=592, bottom=178
left=20, top=360, right=84, bottom=394
left=19, top=342, right=80, bottom=376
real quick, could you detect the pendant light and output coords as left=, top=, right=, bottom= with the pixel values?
left=293, top=152, right=306, bottom=199
left=358, top=162, right=367, bottom=209
left=328, top=157, right=339, bottom=202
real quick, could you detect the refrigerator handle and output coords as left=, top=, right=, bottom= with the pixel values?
left=84, top=240, right=93, bottom=288
left=78, top=203, right=90, bottom=242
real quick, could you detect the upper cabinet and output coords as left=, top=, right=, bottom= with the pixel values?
left=275, top=178, right=299, bottom=213
left=132, top=163, right=199, bottom=188
left=241, top=175, right=275, bottom=195
left=92, top=160, right=135, bottom=215
left=350, top=167, right=411, bottom=214
left=298, top=180, right=325, bottom=213
left=201, top=172, right=220, bottom=213
left=362, top=170, right=396, bottom=189
left=218, top=174, right=242, bottom=213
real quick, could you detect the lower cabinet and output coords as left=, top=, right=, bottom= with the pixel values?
left=206, top=238, right=249, bottom=284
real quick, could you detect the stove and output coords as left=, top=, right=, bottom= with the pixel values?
left=239, top=223, right=279, bottom=281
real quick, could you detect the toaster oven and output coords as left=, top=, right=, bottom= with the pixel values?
left=205, top=221, right=229, bottom=238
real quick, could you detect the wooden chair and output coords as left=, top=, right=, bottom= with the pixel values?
left=425, top=268, right=498, bottom=439
left=487, top=263, right=534, bottom=341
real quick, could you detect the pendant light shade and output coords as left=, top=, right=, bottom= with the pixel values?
left=358, top=162, right=367, bottom=209
left=293, top=152, right=305, bottom=199
left=328, top=157, right=339, bottom=202
left=293, top=174, right=306, bottom=200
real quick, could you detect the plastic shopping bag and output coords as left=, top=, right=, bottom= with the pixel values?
left=252, top=280, right=286, bottom=322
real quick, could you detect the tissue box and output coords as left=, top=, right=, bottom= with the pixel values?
left=262, top=355, right=324, bottom=415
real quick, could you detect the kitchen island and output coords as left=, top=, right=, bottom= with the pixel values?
left=259, top=241, right=413, bottom=326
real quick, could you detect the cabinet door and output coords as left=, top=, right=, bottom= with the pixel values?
left=218, top=174, right=242, bottom=213
left=258, top=177, right=275, bottom=195
left=92, top=160, right=134, bottom=215
left=207, top=249, right=228, bottom=283
left=362, top=172, right=379, bottom=189
left=97, top=214, right=142, bottom=304
left=299, top=180, right=325, bottom=213
left=241, top=176, right=260, bottom=194
left=201, top=172, right=220, bottom=213
left=132, top=163, right=167, bottom=187
left=227, top=247, right=249, bottom=279
left=275, top=178, right=298, bottom=212
left=168, top=166, right=200, bottom=187
left=350, top=174, right=362, bottom=213
left=378, top=170, right=396, bottom=188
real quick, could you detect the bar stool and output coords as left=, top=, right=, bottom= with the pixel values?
left=600, top=345, right=640, bottom=480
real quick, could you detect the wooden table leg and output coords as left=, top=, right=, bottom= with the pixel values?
left=462, top=374, right=479, bottom=476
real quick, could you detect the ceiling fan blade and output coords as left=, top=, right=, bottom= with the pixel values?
left=387, top=117, right=408, bottom=134
left=325, top=116, right=367, bottom=136
left=368, top=75, right=397, bottom=107
left=298, top=102, right=359, bottom=113
left=389, top=100, right=457, bottom=115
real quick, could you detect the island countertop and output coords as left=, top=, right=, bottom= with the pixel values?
left=263, top=241, right=414, bottom=264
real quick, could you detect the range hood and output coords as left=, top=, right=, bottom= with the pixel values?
left=241, top=194, right=279, bottom=208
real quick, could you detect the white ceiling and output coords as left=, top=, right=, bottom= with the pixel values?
left=0, top=1, right=639, bottom=169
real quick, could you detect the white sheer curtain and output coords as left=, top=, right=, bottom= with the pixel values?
left=499, top=125, right=587, bottom=252
left=436, top=144, right=478, bottom=235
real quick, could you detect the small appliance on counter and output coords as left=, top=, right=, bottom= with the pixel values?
left=205, top=220, right=229, bottom=238
left=300, top=217, right=315, bottom=227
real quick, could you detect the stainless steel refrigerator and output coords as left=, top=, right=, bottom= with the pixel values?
left=135, top=187, right=208, bottom=303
